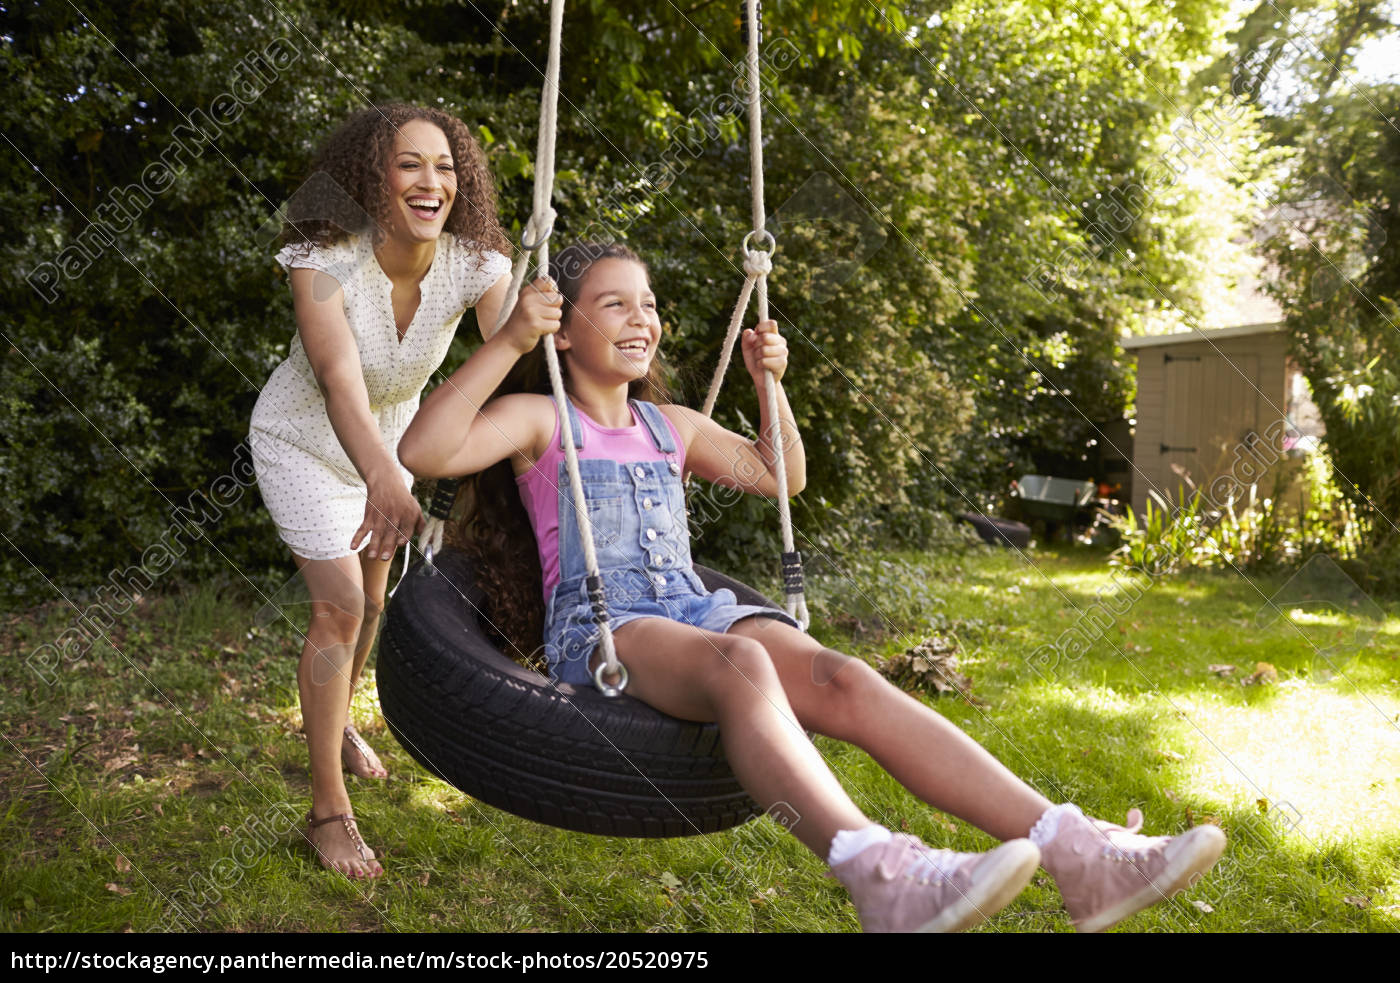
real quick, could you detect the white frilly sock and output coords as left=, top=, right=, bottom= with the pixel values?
left=1028, top=803, right=1083, bottom=847
left=826, top=824, right=893, bottom=866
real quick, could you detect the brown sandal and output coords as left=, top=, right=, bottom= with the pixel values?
left=304, top=811, right=383, bottom=879
left=341, top=724, right=388, bottom=779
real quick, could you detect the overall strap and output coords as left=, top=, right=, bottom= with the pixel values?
left=629, top=400, right=676, bottom=454
left=552, top=396, right=586, bottom=450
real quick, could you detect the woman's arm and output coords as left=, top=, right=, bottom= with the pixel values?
left=666, top=319, right=805, bottom=498
left=398, top=276, right=563, bottom=478
left=472, top=272, right=512, bottom=340
left=290, top=267, right=424, bottom=559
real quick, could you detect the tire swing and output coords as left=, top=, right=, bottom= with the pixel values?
left=378, top=0, right=809, bottom=838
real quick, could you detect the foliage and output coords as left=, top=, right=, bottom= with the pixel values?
left=1110, top=487, right=1219, bottom=576
left=1110, top=449, right=1367, bottom=575
left=1, top=0, right=1260, bottom=604
left=1236, top=1, right=1400, bottom=544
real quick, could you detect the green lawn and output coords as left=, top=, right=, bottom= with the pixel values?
left=4, top=546, right=1398, bottom=932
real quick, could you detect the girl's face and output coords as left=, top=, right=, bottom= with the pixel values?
left=383, top=119, right=457, bottom=244
left=557, top=258, right=662, bottom=385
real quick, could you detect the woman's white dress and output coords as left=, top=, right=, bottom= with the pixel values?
left=249, top=232, right=509, bottom=560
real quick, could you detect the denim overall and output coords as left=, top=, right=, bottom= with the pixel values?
left=542, top=399, right=796, bottom=685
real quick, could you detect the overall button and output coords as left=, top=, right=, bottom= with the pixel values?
left=652, top=574, right=666, bottom=587
left=651, top=552, right=668, bottom=566
left=646, top=528, right=657, bottom=541
left=633, top=465, right=646, bottom=479
left=669, top=461, right=681, bottom=475
left=642, top=497, right=654, bottom=509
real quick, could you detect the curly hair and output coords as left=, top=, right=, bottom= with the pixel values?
left=278, top=103, right=509, bottom=254
left=448, top=242, right=674, bottom=667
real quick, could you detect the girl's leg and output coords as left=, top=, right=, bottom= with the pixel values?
left=293, top=552, right=383, bottom=878
left=727, top=617, right=1227, bottom=931
left=727, top=616, right=1052, bottom=841
left=338, top=551, right=392, bottom=779
left=609, top=617, right=1043, bottom=932
left=609, top=618, right=868, bottom=856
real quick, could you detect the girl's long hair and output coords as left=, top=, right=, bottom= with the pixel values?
left=278, top=103, right=509, bottom=254
left=448, top=242, right=672, bottom=666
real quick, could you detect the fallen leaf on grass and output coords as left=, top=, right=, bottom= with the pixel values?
left=1157, top=749, right=1185, bottom=762
left=105, top=883, right=132, bottom=897
left=114, top=855, right=131, bottom=873
left=658, top=871, right=682, bottom=891
left=1190, top=899, right=1213, bottom=913
left=416, top=872, right=430, bottom=887
left=1207, top=664, right=1236, bottom=677
left=1243, top=662, right=1278, bottom=686
left=1183, top=807, right=1220, bottom=827
left=879, top=636, right=982, bottom=704
left=1163, top=789, right=1180, bottom=803
left=1344, top=895, right=1370, bottom=909
left=749, top=887, right=777, bottom=905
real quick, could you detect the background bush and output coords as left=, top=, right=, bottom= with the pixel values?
left=3, top=0, right=1284, bottom=604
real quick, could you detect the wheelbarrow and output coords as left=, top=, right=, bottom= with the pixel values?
left=1011, top=475, right=1096, bottom=543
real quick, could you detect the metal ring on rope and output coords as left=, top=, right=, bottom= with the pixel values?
left=520, top=220, right=555, bottom=252
left=741, top=228, right=776, bottom=255
left=592, top=658, right=630, bottom=698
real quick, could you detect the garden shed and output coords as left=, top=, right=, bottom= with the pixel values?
left=1120, top=322, right=1322, bottom=517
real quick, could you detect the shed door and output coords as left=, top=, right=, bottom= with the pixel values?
left=1161, top=353, right=1259, bottom=497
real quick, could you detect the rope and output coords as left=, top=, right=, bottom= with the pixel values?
left=696, top=0, right=810, bottom=629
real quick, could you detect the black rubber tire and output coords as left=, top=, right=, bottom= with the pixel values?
left=957, top=512, right=1032, bottom=549
left=377, top=547, right=778, bottom=838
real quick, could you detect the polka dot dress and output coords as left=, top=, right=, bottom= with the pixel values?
left=249, top=232, right=510, bottom=560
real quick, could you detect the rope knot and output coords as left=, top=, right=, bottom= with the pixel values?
left=743, top=248, right=773, bottom=278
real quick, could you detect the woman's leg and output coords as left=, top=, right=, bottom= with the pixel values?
left=338, top=551, right=392, bottom=779
left=726, top=617, right=1052, bottom=842
left=349, top=550, right=391, bottom=693
left=609, top=618, right=868, bottom=856
left=293, top=552, right=383, bottom=878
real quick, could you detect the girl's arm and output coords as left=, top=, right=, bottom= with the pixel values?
left=398, top=277, right=563, bottom=478
left=290, top=267, right=425, bottom=559
left=665, top=319, right=805, bottom=498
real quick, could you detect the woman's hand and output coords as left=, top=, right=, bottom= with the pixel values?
left=352, top=468, right=425, bottom=561
left=499, top=276, right=563, bottom=354
left=742, top=319, right=788, bottom=384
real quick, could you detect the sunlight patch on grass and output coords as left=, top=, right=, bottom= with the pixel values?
left=1286, top=607, right=1349, bottom=628
left=404, top=777, right=471, bottom=815
left=1176, top=681, right=1400, bottom=844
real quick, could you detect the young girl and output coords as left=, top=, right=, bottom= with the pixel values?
left=396, top=242, right=1227, bottom=931
left=249, top=103, right=526, bottom=879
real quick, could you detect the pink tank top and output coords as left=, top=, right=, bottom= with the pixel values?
left=516, top=400, right=686, bottom=601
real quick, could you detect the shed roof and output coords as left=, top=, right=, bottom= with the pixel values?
left=1120, top=321, right=1284, bottom=350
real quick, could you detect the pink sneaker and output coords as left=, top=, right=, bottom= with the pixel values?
left=830, top=834, right=1040, bottom=933
left=1037, top=805, right=1226, bottom=932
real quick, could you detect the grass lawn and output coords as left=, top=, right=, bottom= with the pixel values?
left=3, top=545, right=1398, bottom=932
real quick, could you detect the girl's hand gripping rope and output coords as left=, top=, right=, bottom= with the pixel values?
left=500, top=276, right=563, bottom=355
left=742, top=318, right=788, bottom=385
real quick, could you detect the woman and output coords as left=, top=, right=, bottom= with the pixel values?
left=249, top=103, right=522, bottom=879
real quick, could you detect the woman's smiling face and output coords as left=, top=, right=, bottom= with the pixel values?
left=383, top=119, right=456, bottom=243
